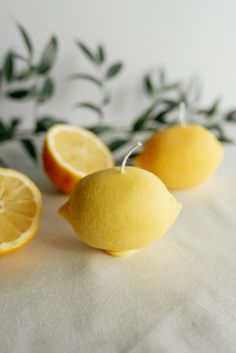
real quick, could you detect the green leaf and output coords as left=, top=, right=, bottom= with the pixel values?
left=10, top=118, right=21, bottom=129
left=206, top=124, right=222, bottom=132
left=6, top=88, right=34, bottom=99
left=75, top=102, right=103, bottom=117
left=153, top=107, right=173, bottom=123
left=144, top=75, right=154, bottom=96
left=133, top=114, right=148, bottom=131
left=70, top=73, right=102, bottom=87
left=224, top=110, right=236, bottom=122
left=3, top=52, right=14, bottom=81
left=17, top=23, right=33, bottom=57
left=12, top=53, right=29, bottom=63
left=35, top=116, right=65, bottom=133
left=132, top=105, right=155, bottom=132
left=7, top=118, right=21, bottom=137
left=15, top=67, right=33, bottom=80
left=76, top=40, right=98, bottom=65
left=0, top=119, right=6, bottom=132
left=108, top=138, right=128, bottom=151
left=88, top=125, right=112, bottom=135
left=21, top=139, right=37, bottom=162
left=198, top=98, right=220, bottom=117
left=37, top=36, right=58, bottom=74
left=106, top=62, right=123, bottom=79
left=0, top=120, right=9, bottom=141
left=38, top=77, right=54, bottom=103
left=162, top=99, right=179, bottom=106
left=206, top=124, right=233, bottom=143
left=0, top=118, right=19, bottom=141
left=97, top=45, right=105, bottom=64
left=217, top=135, right=234, bottom=143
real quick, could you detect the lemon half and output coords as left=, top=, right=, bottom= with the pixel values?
left=0, top=168, right=42, bottom=256
left=43, top=124, right=114, bottom=194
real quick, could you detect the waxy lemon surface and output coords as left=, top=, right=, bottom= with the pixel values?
left=135, top=125, right=223, bottom=190
left=59, top=166, right=181, bottom=255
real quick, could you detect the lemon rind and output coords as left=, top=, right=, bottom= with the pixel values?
left=0, top=168, right=42, bottom=254
left=46, top=124, right=114, bottom=177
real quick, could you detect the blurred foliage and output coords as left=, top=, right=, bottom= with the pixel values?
left=0, top=23, right=62, bottom=166
left=90, top=68, right=235, bottom=155
left=0, top=24, right=235, bottom=168
left=71, top=40, right=123, bottom=120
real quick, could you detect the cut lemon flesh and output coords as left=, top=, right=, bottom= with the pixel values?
left=0, top=168, right=42, bottom=255
left=43, top=124, right=114, bottom=194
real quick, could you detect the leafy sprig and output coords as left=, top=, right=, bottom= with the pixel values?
left=0, top=23, right=61, bottom=165
left=0, top=27, right=236, bottom=169
left=90, top=68, right=235, bottom=155
left=71, top=40, right=123, bottom=120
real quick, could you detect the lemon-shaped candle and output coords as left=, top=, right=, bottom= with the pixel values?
left=59, top=143, right=181, bottom=256
left=134, top=103, right=223, bottom=190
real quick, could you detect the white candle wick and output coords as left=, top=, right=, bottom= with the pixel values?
left=179, top=102, right=186, bottom=126
left=121, top=142, right=142, bottom=173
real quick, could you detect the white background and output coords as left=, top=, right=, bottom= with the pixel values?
left=1, top=0, right=236, bottom=127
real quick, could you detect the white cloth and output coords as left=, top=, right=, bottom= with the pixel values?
left=0, top=145, right=236, bottom=353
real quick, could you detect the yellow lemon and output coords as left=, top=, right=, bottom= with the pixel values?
left=43, top=124, right=114, bottom=194
left=134, top=124, right=223, bottom=190
left=59, top=144, right=181, bottom=256
left=0, top=168, right=42, bottom=256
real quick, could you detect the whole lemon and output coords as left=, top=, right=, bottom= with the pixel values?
left=134, top=124, right=223, bottom=190
left=59, top=166, right=181, bottom=256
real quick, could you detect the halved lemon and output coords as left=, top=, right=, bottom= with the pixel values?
left=43, top=124, right=114, bottom=193
left=0, top=168, right=42, bottom=256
